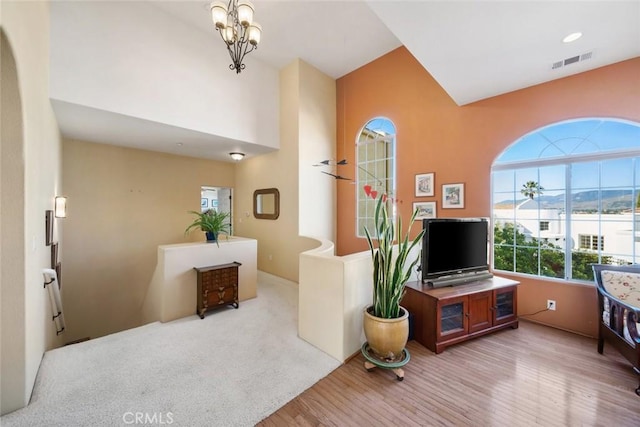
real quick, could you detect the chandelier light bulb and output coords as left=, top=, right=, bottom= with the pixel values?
left=223, top=25, right=236, bottom=44
left=236, top=1, right=254, bottom=27
left=248, top=22, right=261, bottom=46
left=210, top=2, right=227, bottom=29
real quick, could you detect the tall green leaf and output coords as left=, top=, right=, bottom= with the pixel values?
left=365, top=195, right=425, bottom=319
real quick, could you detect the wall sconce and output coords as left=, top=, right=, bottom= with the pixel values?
left=229, top=152, right=245, bottom=161
left=54, top=196, right=67, bottom=218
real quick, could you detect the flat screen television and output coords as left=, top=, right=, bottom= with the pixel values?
left=421, top=218, right=490, bottom=285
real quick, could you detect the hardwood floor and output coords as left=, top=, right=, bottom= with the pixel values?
left=259, top=321, right=640, bottom=426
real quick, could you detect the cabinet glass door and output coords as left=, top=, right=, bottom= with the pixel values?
left=440, top=301, right=465, bottom=337
left=496, top=291, right=513, bottom=317
left=494, top=287, right=517, bottom=325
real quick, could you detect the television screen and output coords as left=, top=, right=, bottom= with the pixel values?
left=422, top=218, right=489, bottom=282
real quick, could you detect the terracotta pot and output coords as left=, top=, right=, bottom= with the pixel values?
left=363, top=305, right=409, bottom=362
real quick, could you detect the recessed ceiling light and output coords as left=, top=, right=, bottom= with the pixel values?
left=563, top=32, right=582, bottom=43
left=176, top=142, right=183, bottom=146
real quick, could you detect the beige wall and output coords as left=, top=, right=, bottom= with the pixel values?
left=234, top=59, right=336, bottom=282
left=61, top=139, right=235, bottom=341
left=297, top=60, right=337, bottom=241
left=0, top=1, right=64, bottom=414
left=1, top=27, right=27, bottom=416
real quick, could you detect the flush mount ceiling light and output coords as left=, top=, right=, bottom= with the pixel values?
left=210, top=1, right=262, bottom=74
left=230, top=152, right=245, bottom=161
left=563, top=32, right=583, bottom=43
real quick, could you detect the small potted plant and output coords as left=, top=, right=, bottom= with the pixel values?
left=363, top=195, right=425, bottom=361
left=184, top=209, right=231, bottom=246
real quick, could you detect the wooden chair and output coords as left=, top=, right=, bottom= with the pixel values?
left=592, top=264, right=640, bottom=396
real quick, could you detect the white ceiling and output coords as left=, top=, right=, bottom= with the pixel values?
left=152, top=0, right=640, bottom=104
left=368, top=1, right=640, bottom=105
left=52, top=0, right=640, bottom=160
left=151, top=0, right=403, bottom=79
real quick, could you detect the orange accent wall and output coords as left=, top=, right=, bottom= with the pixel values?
left=336, top=47, right=640, bottom=336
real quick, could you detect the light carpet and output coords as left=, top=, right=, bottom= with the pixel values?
left=1, top=276, right=340, bottom=426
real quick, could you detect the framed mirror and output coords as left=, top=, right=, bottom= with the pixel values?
left=253, top=188, right=279, bottom=220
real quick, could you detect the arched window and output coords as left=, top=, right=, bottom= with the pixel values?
left=356, top=117, right=396, bottom=238
left=492, top=118, right=640, bottom=282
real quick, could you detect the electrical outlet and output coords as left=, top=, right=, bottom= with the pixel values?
left=547, top=300, right=556, bottom=311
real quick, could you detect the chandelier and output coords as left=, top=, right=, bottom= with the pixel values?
left=210, top=1, right=262, bottom=74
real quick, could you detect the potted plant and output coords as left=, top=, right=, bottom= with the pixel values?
left=184, top=209, right=231, bottom=246
left=363, top=195, right=425, bottom=361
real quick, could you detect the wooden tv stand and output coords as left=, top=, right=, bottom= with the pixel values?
left=401, top=276, right=519, bottom=353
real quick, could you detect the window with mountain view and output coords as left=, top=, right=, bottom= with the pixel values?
left=492, top=118, right=640, bottom=282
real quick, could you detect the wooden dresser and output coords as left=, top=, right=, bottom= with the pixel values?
left=193, top=262, right=241, bottom=319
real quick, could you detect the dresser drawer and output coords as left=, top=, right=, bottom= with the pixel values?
left=201, top=273, right=238, bottom=290
left=204, top=286, right=237, bottom=307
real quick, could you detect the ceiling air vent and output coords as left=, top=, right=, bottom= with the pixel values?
left=564, top=55, right=580, bottom=66
left=551, top=50, right=593, bottom=70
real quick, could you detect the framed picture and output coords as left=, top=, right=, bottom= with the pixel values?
left=45, top=210, right=54, bottom=246
left=413, top=201, right=436, bottom=220
left=415, top=173, right=435, bottom=197
left=201, top=198, right=208, bottom=208
left=442, top=183, right=464, bottom=209
left=51, top=242, right=58, bottom=268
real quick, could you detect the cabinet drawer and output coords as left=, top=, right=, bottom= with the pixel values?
left=205, top=286, right=237, bottom=307
left=202, top=281, right=236, bottom=293
left=203, top=271, right=237, bottom=281
left=201, top=272, right=238, bottom=287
